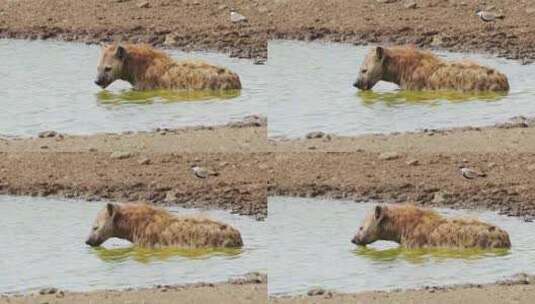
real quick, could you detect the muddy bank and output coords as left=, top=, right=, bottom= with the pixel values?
left=269, top=0, right=535, bottom=62
left=0, top=0, right=268, bottom=59
left=269, top=119, right=535, bottom=220
left=272, top=274, right=535, bottom=304
left=0, top=115, right=267, bottom=153
left=2, top=1, right=535, bottom=61
left=0, top=273, right=267, bottom=304
left=0, top=152, right=267, bottom=219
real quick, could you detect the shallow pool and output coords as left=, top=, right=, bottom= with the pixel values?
left=267, top=197, right=535, bottom=295
left=267, top=40, right=535, bottom=138
left=0, top=40, right=272, bottom=136
left=0, top=196, right=266, bottom=294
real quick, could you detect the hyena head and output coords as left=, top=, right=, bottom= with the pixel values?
left=95, top=44, right=128, bottom=88
left=351, top=205, right=387, bottom=246
left=85, top=203, right=120, bottom=247
left=353, top=46, right=387, bottom=90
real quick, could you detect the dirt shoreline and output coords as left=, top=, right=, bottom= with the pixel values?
left=270, top=116, right=535, bottom=220
left=0, top=273, right=267, bottom=304
left=273, top=273, right=535, bottom=304
left=2, top=0, right=535, bottom=61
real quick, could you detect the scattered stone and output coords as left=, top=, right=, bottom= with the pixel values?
left=305, top=131, right=326, bottom=139
left=163, top=34, right=177, bottom=46
left=378, top=152, right=401, bottom=161
left=38, top=130, right=58, bottom=138
left=376, top=0, right=397, bottom=3
left=404, top=1, right=417, bottom=9
left=527, top=8, right=535, bottom=15
left=110, top=151, right=133, bottom=159
left=40, top=145, right=49, bottom=149
left=39, top=288, right=58, bottom=295
left=432, top=191, right=452, bottom=204
left=406, top=159, right=419, bottom=166
left=137, top=1, right=150, bottom=8
left=307, top=288, right=327, bottom=296
left=230, top=10, right=247, bottom=23
left=527, top=164, right=535, bottom=172
left=191, top=165, right=218, bottom=178
left=138, top=157, right=151, bottom=165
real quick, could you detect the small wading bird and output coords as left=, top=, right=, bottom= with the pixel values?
left=475, top=9, right=505, bottom=29
left=459, top=166, right=487, bottom=180
left=230, top=9, right=248, bottom=23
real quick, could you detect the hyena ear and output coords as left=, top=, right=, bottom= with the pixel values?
left=376, top=47, right=385, bottom=60
left=374, top=205, right=385, bottom=221
left=115, top=45, right=127, bottom=60
left=107, top=203, right=119, bottom=217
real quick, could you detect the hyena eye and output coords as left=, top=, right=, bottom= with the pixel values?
left=361, top=69, right=368, bottom=73
left=104, top=67, right=112, bottom=72
left=359, top=227, right=363, bottom=231
left=93, top=226, right=98, bottom=231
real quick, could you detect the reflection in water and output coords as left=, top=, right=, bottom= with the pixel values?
left=354, top=244, right=510, bottom=264
left=268, top=197, right=535, bottom=295
left=0, top=196, right=265, bottom=294
left=96, top=89, right=241, bottom=105
left=93, top=246, right=242, bottom=264
left=358, top=90, right=507, bottom=106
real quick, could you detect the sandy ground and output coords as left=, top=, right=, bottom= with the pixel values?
left=270, top=118, right=535, bottom=220
left=273, top=274, right=535, bottom=304
left=0, top=115, right=267, bottom=153
left=0, top=273, right=267, bottom=304
left=1, top=0, right=535, bottom=61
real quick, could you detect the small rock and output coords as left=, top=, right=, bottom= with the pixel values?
left=378, top=152, right=401, bottom=161
left=191, top=165, right=218, bottom=178
left=38, top=130, right=58, bottom=138
left=527, top=8, right=535, bottom=15
left=39, top=288, right=58, bottom=295
left=404, top=1, right=417, bottom=9
left=137, top=1, right=150, bottom=8
left=110, top=151, right=133, bottom=159
left=305, top=131, right=326, bottom=139
left=163, top=34, right=177, bottom=46
left=527, top=164, right=535, bottom=172
left=138, top=157, right=151, bottom=165
left=40, top=145, right=49, bottom=149
left=432, top=191, right=452, bottom=204
left=307, top=288, right=327, bottom=296
left=406, top=159, right=419, bottom=166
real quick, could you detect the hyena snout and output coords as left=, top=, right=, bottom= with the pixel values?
left=353, top=78, right=370, bottom=90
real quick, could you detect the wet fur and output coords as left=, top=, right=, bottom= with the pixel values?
left=90, top=203, right=243, bottom=248
left=355, top=205, right=511, bottom=249
left=358, top=46, right=509, bottom=92
left=99, top=44, right=241, bottom=90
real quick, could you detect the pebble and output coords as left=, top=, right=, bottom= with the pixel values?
left=39, top=288, right=58, bottom=295
left=378, top=152, right=401, bottom=160
left=404, top=1, right=417, bottom=9
left=406, top=159, right=419, bottom=166
left=110, top=151, right=133, bottom=159
left=137, top=1, right=150, bottom=8
left=138, top=157, right=151, bottom=165
left=37, top=130, right=58, bottom=138
left=305, top=131, right=326, bottom=139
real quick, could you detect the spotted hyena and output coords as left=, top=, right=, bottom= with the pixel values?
left=95, top=44, right=242, bottom=90
left=354, top=46, right=509, bottom=92
left=85, top=202, right=243, bottom=248
left=352, top=205, right=511, bottom=249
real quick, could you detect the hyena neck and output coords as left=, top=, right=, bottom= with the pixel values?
left=113, top=210, right=154, bottom=243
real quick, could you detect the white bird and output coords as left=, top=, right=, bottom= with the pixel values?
left=475, top=10, right=505, bottom=22
left=191, top=165, right=218, bottom=179
left=230, top=9, right=247, bottom=23
left=459, top=166, right=487, bottom=180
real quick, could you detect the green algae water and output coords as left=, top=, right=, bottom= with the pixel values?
left=267, top=40, right=535, bottom=138
left=0, top=40, right=271, bottom=136
left=0, top=196, right=266, bottom=294
left=267, top=197, right=535, bottom=295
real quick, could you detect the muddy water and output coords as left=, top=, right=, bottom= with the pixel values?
left=268, top=40, right=535, bottom=138
left=0, top=196, right=266, bottom=294
left=0, top=40, right=272, bottom=136
left=267, top=197, right=535, bottom=295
